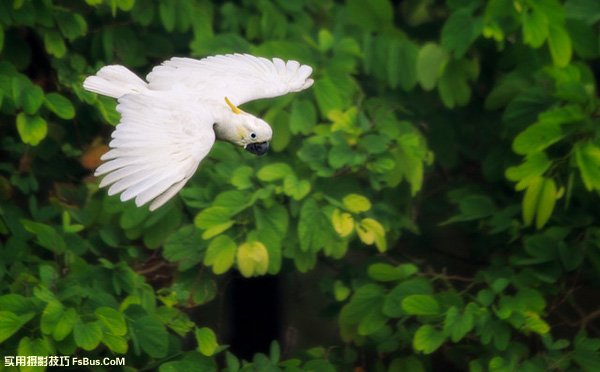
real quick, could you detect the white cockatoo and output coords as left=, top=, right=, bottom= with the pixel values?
left=83, top=54, right=314, bottom=211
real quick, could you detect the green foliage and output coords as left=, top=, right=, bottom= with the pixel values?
left=1, top=0, right=600, bottom=370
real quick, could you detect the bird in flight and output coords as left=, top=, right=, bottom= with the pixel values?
left=83, top=54, right=314, bottom=211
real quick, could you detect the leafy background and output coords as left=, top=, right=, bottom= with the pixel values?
left=1, top=0, right=600, bottom=370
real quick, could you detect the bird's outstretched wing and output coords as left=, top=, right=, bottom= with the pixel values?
left=95, top=91, right=215, bottom=211
left=146, top=54, right=314, bottom=106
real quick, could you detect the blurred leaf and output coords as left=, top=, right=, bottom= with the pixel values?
left=195, top=327, right=218, bottom=357
left=237, top=241, right=269, bottom=277
left=204, top=235, right=236, bottom=274
left=43, top=30, right=66, bottom=58
left=45, top=93, right=75, bottom=119
left=522, top=9, right=549, bottom=47
left=73, top=321, right=103, bottom=351
left=130, top=315, right=168, bottom=358
left=548, top=25, right=572, bottom=67
left=0, top=311, right=34, bottom=343
left=331, top=208, right=354, bottom=237
left=402, top=294, right=441, bottom=315
left=413, top=325, right=445, bottom=354
left=21, top=84, right=44, bottom=114
left=346, top=0, right=393, bottom=31
left=95, top=307, right=127, bottom=336
left=442, top=10, right=480, bottom=58
left=342, top=194, right=372, bottom=213
left=16, top=113, right=47, bottom=146
left=257, top=163, right=292, bottom=182
left=416, top=43, right=448, bottom=91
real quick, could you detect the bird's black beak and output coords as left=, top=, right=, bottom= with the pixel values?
left=245, top=141, right=269, bottom=156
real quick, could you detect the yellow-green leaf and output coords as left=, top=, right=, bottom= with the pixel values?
left=343, top=194, right=372, bottom=213
left=237, top=241, right=269, bottom=277
left=358, top=218, right=387, bottom=252
left=331, top=208, right=354, bottom=237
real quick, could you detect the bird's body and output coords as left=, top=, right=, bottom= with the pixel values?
left=83, top=54, right=313, bottom=211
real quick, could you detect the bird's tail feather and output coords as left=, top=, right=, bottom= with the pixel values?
left=83, top=65, right=148, bottom=98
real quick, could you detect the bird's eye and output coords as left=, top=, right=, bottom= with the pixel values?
left=250, top=132, right=257, bottom=139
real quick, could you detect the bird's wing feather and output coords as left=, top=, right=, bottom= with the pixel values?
left=95, top=91, right=215, bottom=211
left=146, top=54, right=314, bottom=106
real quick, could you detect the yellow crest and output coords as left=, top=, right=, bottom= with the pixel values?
left=225, top=97, right=242, bottom=114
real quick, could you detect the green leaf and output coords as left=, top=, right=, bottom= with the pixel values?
left=339, top=284, right=385, bottom=328
left=346, top=0, right=393, bottom=31
left=535, top=177, right=557, bottom=229
left=522, top=10, right=549, bottom=47
left=413, top=325, right=445, bottom=354
left=0, top=311, right=35, bottom=343
left=95, top=307, right=127, bottom=336
left=333, top=280, right=351, bottom=301
left=298, top=198, right=328, bottom=252
left=283, top=175, right=311, bottom=200
left=441, top=10, right=479, bottom=58
left=41, top=300, right=64, bottom=335
left=159, top=0, right=176, bottom=31
left=257, top=163, right=293, bottom=182
left=204, top=235, right=236, bottom=274
left=368, top=263, right=417, bottom=282
left=195, top=327, right=219, bottom=356
left=402, top=294, right=441, bottom=315
left=21, top=84, right=44, bottom=114
left=522, top=177, right=557, bottom=228
left=438, top=59, right=475, bottom=108
left=55, top=11, right=88, bottom=41
left=237, top=241, right=269, bottom=277
left=73, top=321, right=103, bottom=351
left=163, top=225, right=204, bottom=269
left=548, top=25, right=572, bottom=67
left=512, top=121, right=564, bottom=155
left=194, top=207, right=235, bottom=239
left=342, top=194, right=372, bottom=213
left=389, top=357, right=426, bottom=372
left=383, top=278, right=433, bottom=317
left=43, top=30, right=66, bottom=58
left=506, top=152, right=551, bottom=189
left=565, top=0, right=600, bottom=24
left=314, top=77, right=344, bottom=116
left=16, top=113, right=47, bottom=146
left=416, top=43, right=448, bottom=91
left=524, top=312, right=550, bottom=334
left=395, top=39, right=419, bottom=91
left=53, top=308, right=78, bottom=341
left=575, top=142, right=600, bottom=191
left=45, top=93, right=75, bottom=119
left=131, top=315, right=168, bottom=358
left=103, top=333, right=128, bottom=354
left=289, top=99, right=317, bottom=135
left=21, top=219, right=66, bottom=252
left=443, top=306, right=474, bottom=342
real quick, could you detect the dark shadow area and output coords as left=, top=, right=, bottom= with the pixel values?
left=228, top=273, right=281, bottom=360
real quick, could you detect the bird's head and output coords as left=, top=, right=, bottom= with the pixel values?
left=218, top=97, right=272, bottom=156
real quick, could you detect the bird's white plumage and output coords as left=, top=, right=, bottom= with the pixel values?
left=84, top=53, right=314, bottom=210
left=95, top=92, right=215, bottom=211
left=146, top=54, right=314, bottom=106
